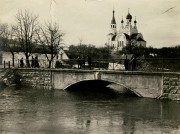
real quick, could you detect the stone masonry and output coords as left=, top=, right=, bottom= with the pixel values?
left=162, top=74, right=180, bottom=100
left=18, top=69, right=52, bottom=90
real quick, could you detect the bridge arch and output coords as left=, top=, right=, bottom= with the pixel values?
left=63, top=78, right=142, bottom=97
left=63, top=79, right=111, bottom=90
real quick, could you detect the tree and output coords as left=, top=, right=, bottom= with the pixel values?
left=36, top=22, right=64, bottom=68
left=0, top=23, right=17, bottom=66
left=13, top=10, right=39, bottom=67
left=68, top=44, right=111, bottom=60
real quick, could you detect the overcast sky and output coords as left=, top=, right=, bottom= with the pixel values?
left=0, top=0, right=180, bottom=48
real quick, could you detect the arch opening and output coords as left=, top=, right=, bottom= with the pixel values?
left=65, top=80, right=139, bottom=97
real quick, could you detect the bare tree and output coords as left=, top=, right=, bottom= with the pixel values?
left=14, top=10, right=39, bottom=67
left=36, top=22, right=64, bottom=68
left=0, top=23, right=17, bottom=67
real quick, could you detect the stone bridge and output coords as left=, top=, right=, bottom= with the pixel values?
left=5, top=69, right=180, bottom=100
left=52, top=70, right=163, bottom=98
left=1, top=68, right=180, bottom=100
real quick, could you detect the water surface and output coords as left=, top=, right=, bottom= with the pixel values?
left=0, top=87, right=180, bottom=134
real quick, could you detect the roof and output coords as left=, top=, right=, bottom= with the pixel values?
left=111, top=17, right=116, bottom=24
left=124, top=33, right=130, bottom=39
left=108, top=33, right=114, bottom=36
left=112, top=35, right=116, bottom=41
left=137, top=37, right=146, bottom=42
left=131, top=33, right=138, bottom=39
left=122, top=33, right=146, bottom=42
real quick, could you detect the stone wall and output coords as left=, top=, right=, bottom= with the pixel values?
left=161, top=74, right=180, bottom=100
left=18, top=69, right=52, bottom=89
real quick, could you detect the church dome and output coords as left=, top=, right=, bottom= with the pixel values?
left=126, top=13, right=132, bottom=20
left=134, top=20, right=137, bottom=23
left=121, top=19, right=124, bottom=23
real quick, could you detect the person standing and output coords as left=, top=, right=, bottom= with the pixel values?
left=131, top=57, right=137, bottom=71
left=82, top=55, right=86, bottom=70
left=31, top=56, right=35, bottom=68
left=20, top=58, right=24, bottom=68
left=35, top=56, right=39, bottom=68
left=124, top=56, right=129, bottom=71
left=87, top=55, right=92, bottom=70
left=79, top=55, right=83, bottom=69
left=77, top=56, right=80, bottom=69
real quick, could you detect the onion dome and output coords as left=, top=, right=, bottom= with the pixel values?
left=121, top=16, right=124, bottom=23
left=126, top=13, right=132, bottom=20
left=134, top=16, right=137, bottom=23
left=126, top=9, right=132, bottom=20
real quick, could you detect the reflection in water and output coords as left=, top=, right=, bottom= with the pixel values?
left=0, top=86, right=180, bottom=134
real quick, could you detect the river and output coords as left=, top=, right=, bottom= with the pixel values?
left=0, top=86, right=180, bottom=134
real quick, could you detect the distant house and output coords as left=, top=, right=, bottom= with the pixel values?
left=0, top=45, right=69, bottom=68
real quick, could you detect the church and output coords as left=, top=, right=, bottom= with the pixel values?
left=106, top=9, right=146, bottom=51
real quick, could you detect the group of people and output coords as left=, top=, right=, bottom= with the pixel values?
left=19, top=55, right=137, bottom=71
left=124, top=56, right=137, bottom=71
left=77, top=55, right=92, bottom=70
left=20, top=56, right=39, bottom=68
left=31, top=56, right=39, bottom=68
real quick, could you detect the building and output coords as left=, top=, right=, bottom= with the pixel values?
left=0, top=46, right=69, bottom=68
left=106, top=9, right=146, bottom=51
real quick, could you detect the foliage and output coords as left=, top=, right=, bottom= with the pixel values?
left=67, top=44, right=112, bottom=60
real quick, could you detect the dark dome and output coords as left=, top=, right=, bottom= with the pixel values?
left=126, top=13, right=132, bottom=20
left=134, top=20, right=137, bottom=23
left=121, top=19, right=124, bottom=23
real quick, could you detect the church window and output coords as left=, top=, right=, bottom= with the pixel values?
left=122, top=41, right=124, bottom=47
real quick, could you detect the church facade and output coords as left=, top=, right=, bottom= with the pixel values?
left=106, top=10, right=146, bottom=51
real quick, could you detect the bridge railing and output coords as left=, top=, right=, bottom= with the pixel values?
left=3, top=58, right=180, bottom=72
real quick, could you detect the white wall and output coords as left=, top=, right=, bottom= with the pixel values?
left=2, top=49, right=69, bottom=68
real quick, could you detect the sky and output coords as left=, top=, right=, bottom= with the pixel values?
left=0, top=0, right=180, bottom=48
